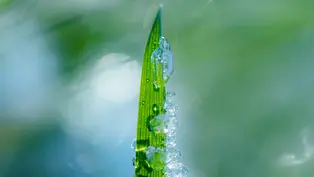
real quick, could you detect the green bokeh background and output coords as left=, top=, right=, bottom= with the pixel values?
left=1, top=0, right=314, bottom=177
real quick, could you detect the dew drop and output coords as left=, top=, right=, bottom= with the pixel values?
left=165, top=147, right=181, bottom=163
left=165, top=130, right=177, bottom=148
left=166, top=137, right=177, bottom=148
left=167, top=162, right=183, bottom=170
left=150, top=36, right=174, bottom=84
left=167, top=104, right=178, bottom=116
left=148, top=116, right=163, bottom=133
left=152, top=104, right=160, bottom=115
left=131, top=139, right=136, bottom=150
left=177, top=166, right=189, bottom=177
left=132, top=157, right=137, bottom=167
left=153, top=82, right=160, bottom=91
left=167, top=116, right=179, bottom=130
left=167, top=92, right=176, bottom=97
left=145, top=146, right=166, bottom=170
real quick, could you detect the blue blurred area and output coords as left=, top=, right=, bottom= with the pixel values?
left=1, top=0, right=314, bottom=177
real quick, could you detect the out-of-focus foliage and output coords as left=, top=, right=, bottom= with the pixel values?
left=1, top=0, right=314, bottom=177
left=0, top=0, right=12, bottom=8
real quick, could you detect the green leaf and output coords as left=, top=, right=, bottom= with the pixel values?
left=134, top=7, right=167, bottom=177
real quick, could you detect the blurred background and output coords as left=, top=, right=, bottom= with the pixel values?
left=1, top=0, right=314, bottom=177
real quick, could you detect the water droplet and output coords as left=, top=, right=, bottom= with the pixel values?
left=166, top=130, right=177, bottom=148
left=167, top=116, right=179, bottom=130
left=166, top=138, right=177, bottom=148
left=178, top=166, right=189, bottom=177
left=131, top=139, right=136, bottom=150
left=148, top=114, right=172, bottom=134
left=164, top=99, right=172, bottom=109
left=151, top=48, right=162, bottom=62
left=152, top=104, right=160, bottom=115
left=160, top=37, right=174, bottom=83
left=165, top=162, right=189, bottom=177
left=165, top=147, right=181, bottom=163
left=166, top=140, right=177, bottom=148
left=145, top=146, right=166, bottom=170
left=132, top=157, right=137, bottom=167
left=167, top=104, right=178, bottom=116
left=166, top=129, right=175, bottom=136
left=159, top=36, right=171, bottom=50
left=150, top=36, right=174, bottom=84
left=148, top=115, right=164, bottom=133
left=167, top=162, right=183, bottom=169
left=141, top=101, right=145, bottom=105
left=167, top=92, right=176, bottom=97
left=153, top=82, right=160, bottom=91
left=146, top=79, right=150, bottom=83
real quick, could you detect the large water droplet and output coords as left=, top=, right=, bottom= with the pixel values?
left=145, top=146, right=166, bottom=170
left=159, top=37, right=174, bottom=83
left=148, top=115, right=164, bottom=133
left=150, top=36, right=174, bottom=84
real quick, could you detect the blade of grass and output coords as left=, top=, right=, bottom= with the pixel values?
left=134, top=7, right=167, bottom=177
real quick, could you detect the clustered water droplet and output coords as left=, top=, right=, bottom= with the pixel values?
left=144, top=91, right=188, bottom=176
